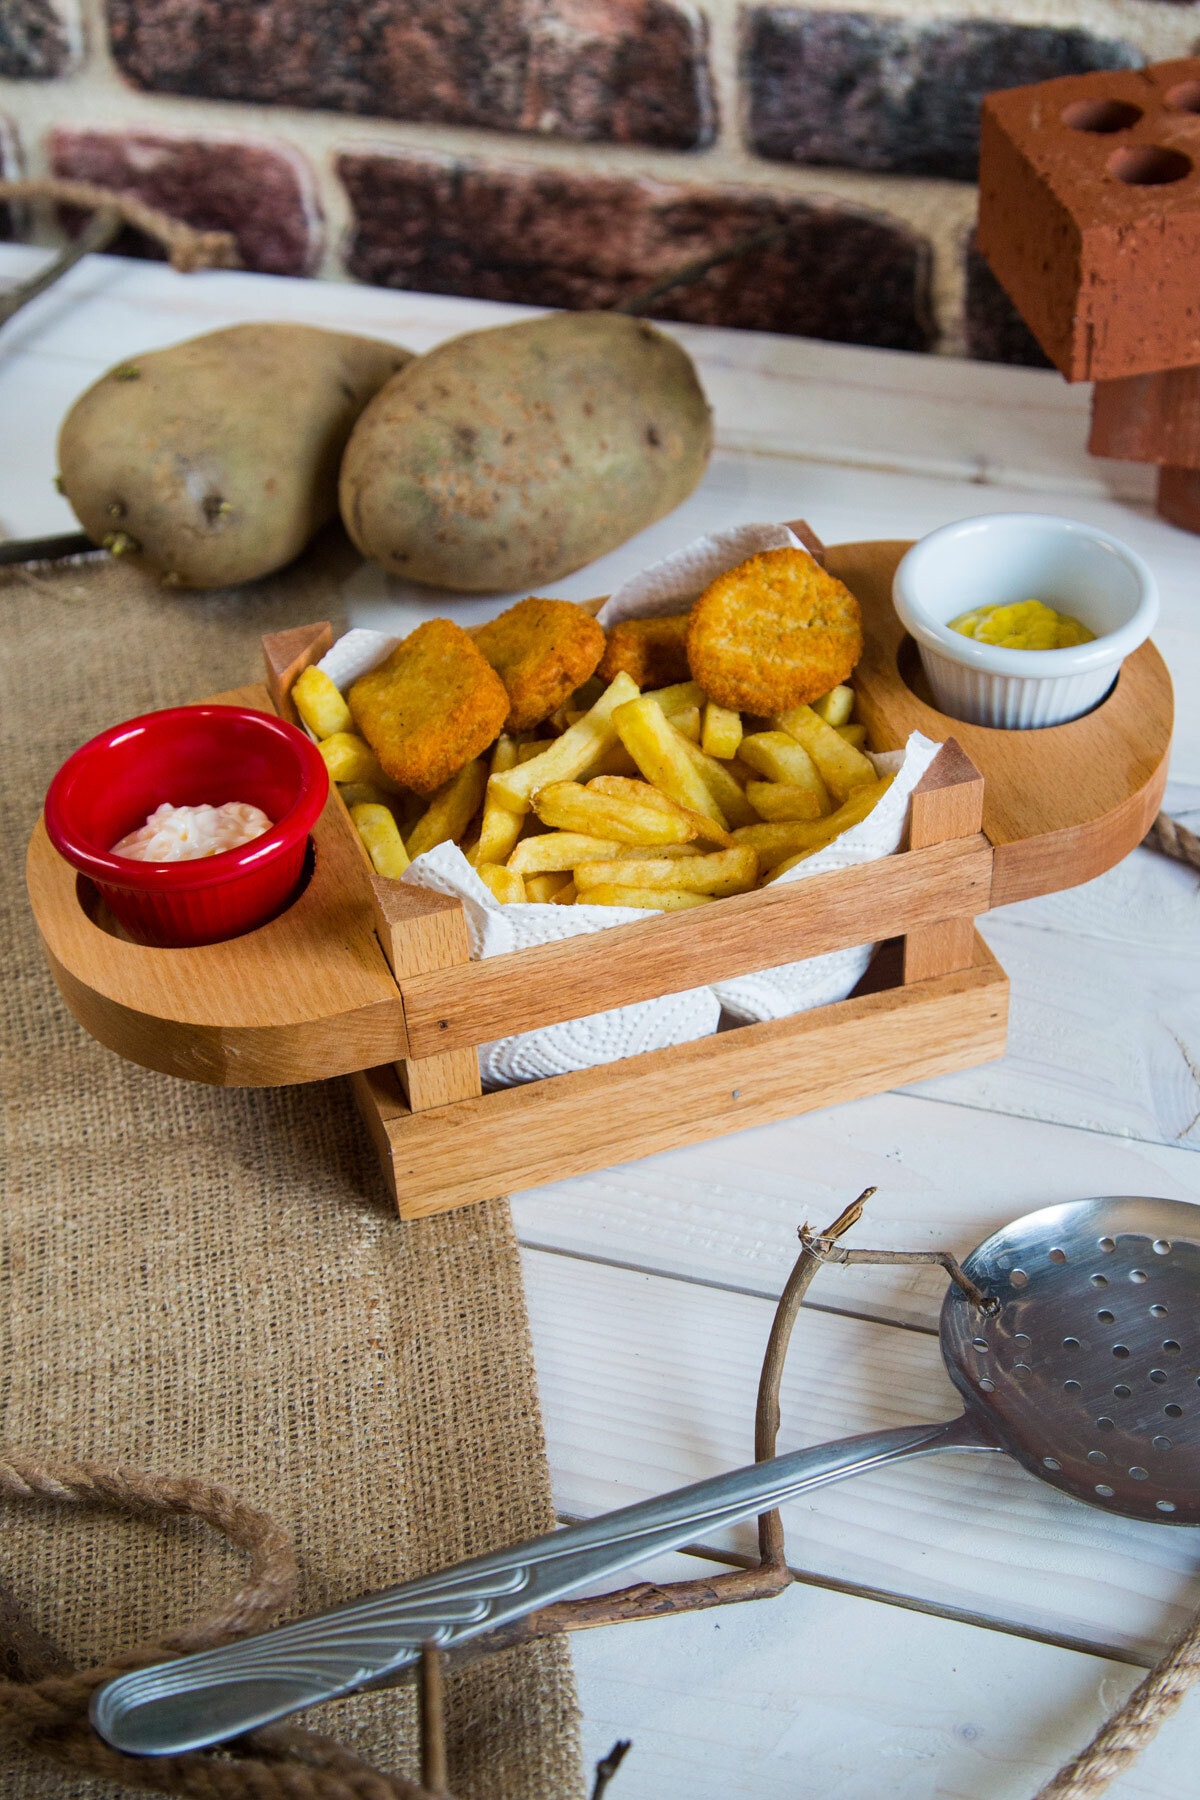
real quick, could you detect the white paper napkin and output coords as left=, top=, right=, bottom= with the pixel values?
left=399, top=842, right=719, bottom=1089
left=597, top=521, right=806, bottom=627
left=317, top=627, right=399, bottom=690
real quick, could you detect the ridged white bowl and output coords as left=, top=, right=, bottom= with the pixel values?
left=892, top=514, right=1158, bottom=730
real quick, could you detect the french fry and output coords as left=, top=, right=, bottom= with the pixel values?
left=350, top=803, right=410, bottom=879
left=517, top=739, right=553, bottom=763
left=477, top=862, right=526, bottom=904
left=550, top=878, right=578, bottom=904
left=612, top=696, right=729, bottom=829
left=732, top=819, right=834, bottom=861
left=836, top=722, right=868, bottom=747
left=612, top=840, right=702, bottom=858
left=532, top=779, right=695, bottom=845
left=406, top=758, right=488, bottom=859
left=577, top=740, right=641, bottom=780
left=812, top=684, right=855, bottom=727
left=741, top=730, right=827, bottom=795
left=775, top=704, right=876, bottom=802
left=701, top=701, right=743, bottom=760
left=585, top=776, right=733, bottom=848
left=733, top=777, right=894, bottom=866
left=318, top=732, right=400, bottom=791
left=508, top=830, right=626, bottom=874
left=338, top=781, right=396, bottom=811
left=293, top=665, right=353, bottom=739
left=576, top=846, right=758, bottom=897
left=580, top=884, right=714, bottom=911
left=672, top=731, right=760, bottom=828
left=666, top=704, right=701, bottom=743
left=468, top=737, right=523, bottom=868
left=745, top=780, right=829, bottom=823
left=524, top=872, right=572, bottom=902
left=646, top=680, right=705, bottom=718
left=489, top=672, right=640, bottom=811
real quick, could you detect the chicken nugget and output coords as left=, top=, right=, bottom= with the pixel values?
left=473, top=598, right=605, bottom=733
left=686, top=549, right=862, bottom=715
left=598, top=614, right=691, bottom=689
left=349, top=618, right=508, bottom=795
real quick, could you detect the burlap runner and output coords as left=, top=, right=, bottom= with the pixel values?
left=0, top=534, right=583, bottom=1798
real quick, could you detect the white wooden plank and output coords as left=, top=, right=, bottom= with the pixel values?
left=521, top=1249, right=1200, bottom=1662
left=570, top=1568, right=1196, bottom=1800
left=511, top=1094, right=1200, bottom=1332
left=913, top=845, right=1200, bottom=1147
left=0, top=243, right=1156, bottom=501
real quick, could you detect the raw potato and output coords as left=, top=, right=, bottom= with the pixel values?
left=59, top=324, right=413, bottom=589
left=339, top=312, right=712, bottom=591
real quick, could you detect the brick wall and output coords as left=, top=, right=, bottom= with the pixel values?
left=1, top=0, right=1197, bottom=359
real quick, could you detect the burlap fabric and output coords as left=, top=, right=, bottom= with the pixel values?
left=0, top=536, right=584, bottom=1799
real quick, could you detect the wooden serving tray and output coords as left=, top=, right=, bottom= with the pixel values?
left=26, top=539, right=1171, bottom=1218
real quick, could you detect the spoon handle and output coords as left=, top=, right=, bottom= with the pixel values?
left=93, top=1412, right=998, bottom=1756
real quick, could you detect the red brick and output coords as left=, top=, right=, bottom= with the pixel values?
left=978, top=58, right=1200, bottom=382
left=51, top=129, right=321, bottom=276
left=1157, top=466, right=1200, bottom=534
left=1090, top=366, right=1200, bottom=468
left=1, top=0, right=76, bottom=79
left=106, top=0, right=715, bottom=149
left=337, top=152, right=935, bottom=351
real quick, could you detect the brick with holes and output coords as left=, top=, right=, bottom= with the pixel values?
left=977, top=58, right=1200, bottom=383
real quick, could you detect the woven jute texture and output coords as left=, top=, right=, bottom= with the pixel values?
left=0, top=537, right=583, bottom=1799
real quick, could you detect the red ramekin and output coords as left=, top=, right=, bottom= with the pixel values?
left=44, top=704, right=329, bottom=947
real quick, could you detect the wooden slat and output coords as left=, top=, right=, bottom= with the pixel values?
left=360, top=934, right=1007, bottom=1219
left=903, top=739, right=985, bottom=983
left=262, top=621, right=333, bottom=724
left=398, top=836, right=993, bottom=1061
left=371, top=879, right=482, bottom=1112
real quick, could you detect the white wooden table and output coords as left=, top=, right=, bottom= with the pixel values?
left=3, top=246, right=1199, bottom=1800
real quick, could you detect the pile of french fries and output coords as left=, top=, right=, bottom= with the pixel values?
left=294, top=661, right=893, bottom=911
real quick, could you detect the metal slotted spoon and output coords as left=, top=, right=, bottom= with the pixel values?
left=93, top=1195, right=1200, bottom=1757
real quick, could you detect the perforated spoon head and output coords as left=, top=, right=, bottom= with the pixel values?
left=940, top=1196, right=1200, bottom=1525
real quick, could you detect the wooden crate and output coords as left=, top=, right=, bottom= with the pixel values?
left=26, top=539, right=1171, bottom=1218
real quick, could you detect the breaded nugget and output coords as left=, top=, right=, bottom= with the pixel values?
left=349, top=619, right=508, bottom=794
left=686, top=548, right=862, bottom=714
left=473, top=598, right=605, bottom=732
left=598, top=613, right=691, bottom=689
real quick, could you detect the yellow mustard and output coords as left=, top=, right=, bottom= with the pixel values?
left=948, top=598, right=1094, bottom=651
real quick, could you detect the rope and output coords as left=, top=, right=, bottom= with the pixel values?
left=1143, top=812, right=1200, bottom=874
left=0, top=1452, right=452, bottom=1800
left=1035, top=1606, right=1200, bottom=1798
left=0, top=178, right=239, bottom=272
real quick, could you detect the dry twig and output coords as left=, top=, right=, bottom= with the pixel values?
left=419, top=1643, right=449, bottom=1798
left=591, top=1738, right=632, bottom=1798
left=0, top=177, right=238, bottom=334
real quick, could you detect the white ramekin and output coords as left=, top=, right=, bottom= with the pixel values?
left=892, top=513, right=1159, bottom=729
